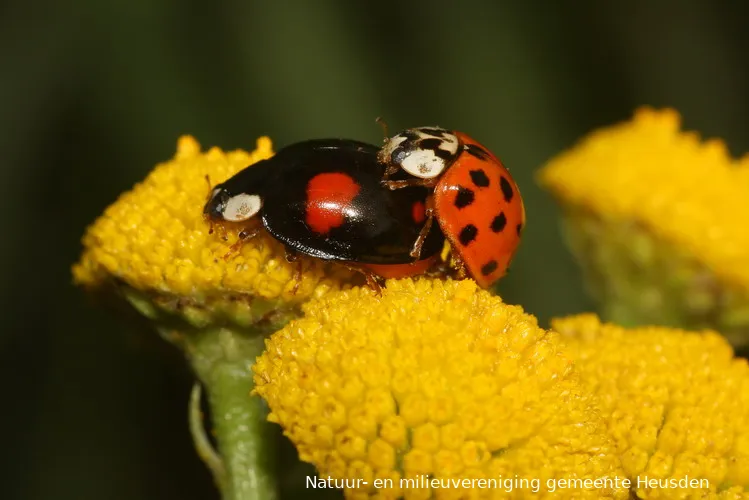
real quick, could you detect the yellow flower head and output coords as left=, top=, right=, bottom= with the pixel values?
left=554, top=314, right=749, bottom=499
left=537, top=108, right=749, bottom=345
left=538, top=107, right=749, bottom=293
left=73, top=136, right=356, bottom=326
left=253, top=279, right=628, bottom=499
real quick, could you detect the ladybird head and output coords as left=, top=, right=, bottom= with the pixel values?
left=378, top=127, right=461, bottom=179
left=203, top=185, right=263, bottom=223
left=203, top=160, right=275, bottom=224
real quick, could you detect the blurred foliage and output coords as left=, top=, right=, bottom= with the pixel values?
left=1, top=0, right=748, bottom=499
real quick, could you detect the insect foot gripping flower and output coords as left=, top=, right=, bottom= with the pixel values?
left=72, top=136, right=360, bottom=500
left=554, top=314, right=749, bottom=500
left=253, top=279, right=630, bottom=500
left=537, top=108, right=749, bottom=349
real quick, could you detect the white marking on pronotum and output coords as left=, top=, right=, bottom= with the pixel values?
left=401, top=130, right=460, bottom=179
left=223, top=193, right=262, bottom=221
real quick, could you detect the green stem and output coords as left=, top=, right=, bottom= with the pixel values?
left=560, top=209, right=749, bottom=348
left=184, top=328, right=277, bottom=500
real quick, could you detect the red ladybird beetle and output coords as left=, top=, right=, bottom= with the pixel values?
left=203, top=138, right=446, bottom=289
left=377, top=127, right=525, bottom=289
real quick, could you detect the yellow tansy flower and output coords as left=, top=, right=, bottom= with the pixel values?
left=555, top=314, right=749, bottom=499
left=72, top=135, right=367, bottom=500
left=538, top=108, right=749, bottom=346
left=73, top=135, right=357, bottom=328
left=253, top=279, right=629, bottom=499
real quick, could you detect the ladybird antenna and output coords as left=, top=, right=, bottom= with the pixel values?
left=375, top=116, right=390, bottom=141
left=203, top=174, right=216, bottom=235
left=203, top=174, right=216, bottom=206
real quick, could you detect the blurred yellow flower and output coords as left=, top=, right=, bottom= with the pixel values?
left=253, top=278, right=628, bottom=499
left=73, top=136, right=356, bottom=326
left=537, top=108, right=749, bottom=345
left=539, top=107, right=749, bottom=289
left=555, top=313, right=749, bottom=499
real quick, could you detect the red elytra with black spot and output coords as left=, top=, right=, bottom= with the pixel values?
left=378, top=128, right=525, bottom=288
left=434, top=132, right=525, bottom=288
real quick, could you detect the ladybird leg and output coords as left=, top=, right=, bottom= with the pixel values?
left=282, top=248, right=306, bottom=294
left=409, top=215, right=433, bottom=260
left=284, top=247, right=299, bottom=263
left=237, top=227, right=260, bottom=242
left=409, top=196, right=436, bottom=260
left=222, top=226, right=260, bottom=260
left=363, top=271, right=384, bottom=296
left=381, top=161, right=401, bottom=183
left=290, top=260, right=304, bottom=295
left=202, top=209, right=217, bottom=236
left=218, top=224, right=229, bottom=242
left=345, top=264, right=384, bottom=296
left=281, top=248, right=304, bottom=294
left=452, top=253, right=469, bottom=280
left=428, top=258, right=451, bottom=278
left=382, top=177, right=439, bottom=190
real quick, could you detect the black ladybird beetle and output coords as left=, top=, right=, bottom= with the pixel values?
left=203, top=139, right=446, bottom=288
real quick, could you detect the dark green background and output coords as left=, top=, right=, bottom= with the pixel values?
left=2, top=1, right=748, bottom=499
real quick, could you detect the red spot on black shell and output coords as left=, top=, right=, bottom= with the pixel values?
left=411, top=200, right=426, bottom=224
left=305, top=173, right=361, bottom=234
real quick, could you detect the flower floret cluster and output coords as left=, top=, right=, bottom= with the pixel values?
left=254, top=279, right=629, bottom=499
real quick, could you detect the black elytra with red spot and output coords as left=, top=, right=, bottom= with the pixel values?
left=262, top=139, right=444, bottom=263
left=204, top=138, right=445, bottom=271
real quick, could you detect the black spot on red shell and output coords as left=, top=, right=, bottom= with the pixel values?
left=516, top=223, right=523, bottom=235
left=469, top=169, right=490, bottom=188
left=481, top=260, right=498, bottom=276
left=499, top=176, right=514, bottom=202
left=491, top=212, right=507, bottom=232
left=465, top=144, right=490, bottom=160
left=459, top=224, right=478, bottom=246
left=454, top=187, right=475, bottom=208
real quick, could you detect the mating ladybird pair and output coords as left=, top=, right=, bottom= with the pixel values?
left=203, top=126, right=525, bottom=289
